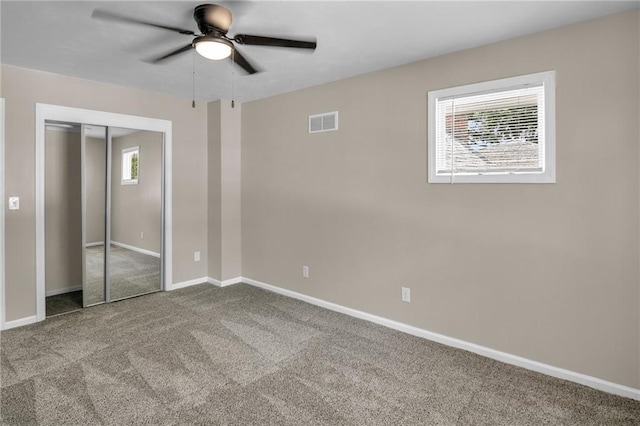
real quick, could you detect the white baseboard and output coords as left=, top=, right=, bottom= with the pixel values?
left=207, top=276, right=242, bottom=287
left=1, top=315, right=38, bottom=331
left=169, top=277, right=208, bottom=291
left=111, top=241, right=160, bottom=258
left=169, top=276, right=242, bottom=291
left=85, top=241, right=104, bottom=248
left=46, top=286, right=82, bottom=297
left=207, top=277, right=222, bottom=287
left=242, top=276, right=640, bottom=401
left=222, top=276, right=242, bottom=287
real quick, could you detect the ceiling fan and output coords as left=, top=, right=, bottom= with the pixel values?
left=92, top=3, right=317, bottom=75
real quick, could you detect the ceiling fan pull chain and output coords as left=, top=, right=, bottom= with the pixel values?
left=231, top=49, right=236, bottom=108
left=192, top=50, right=196, bottom=108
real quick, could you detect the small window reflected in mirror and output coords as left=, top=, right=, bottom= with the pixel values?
left=121, top=146, right=139, bottom=185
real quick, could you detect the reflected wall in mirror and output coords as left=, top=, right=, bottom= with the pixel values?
left=109, top=128, right=163, bottom=301
left=44, top=121, right=83, bottom=316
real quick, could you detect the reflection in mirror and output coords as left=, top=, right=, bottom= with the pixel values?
left=44, top=120, right=84, bottom=316
left=109, top=128, right=162, bottom=300
left=84, top=125, right=107, bottom=306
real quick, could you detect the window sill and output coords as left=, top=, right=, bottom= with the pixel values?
left=428, top=172, right=555, bottom=184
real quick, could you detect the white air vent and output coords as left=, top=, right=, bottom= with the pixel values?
left=309, top=111, right=338, bottom=133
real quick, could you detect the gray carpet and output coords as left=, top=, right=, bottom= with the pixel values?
left=45, top=245, right=161, bottom=317
left=85, top=244, right=161, bottom=305
left=45, top=291, right=83, bottom=317
left=2, top=283, right=638, bottom=425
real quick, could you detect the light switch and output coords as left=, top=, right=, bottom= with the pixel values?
left=8, top=197, right=19, bottom=210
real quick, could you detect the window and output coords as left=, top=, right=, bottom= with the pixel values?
left=428, top=71, right=555, bottom=183
left=121, top=146, right=139, bottom=185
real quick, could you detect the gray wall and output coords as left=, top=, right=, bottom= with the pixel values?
left=44, top=129, right=81, bottom=294
left=241, top=11, right=639, bottom=388
left=111, top=131, right=162, bottom=253
left=2, top=64, right=209, bottom=321
left=207, top=101, right=242, bottom=281
left=208, top=101, right=222, bottom=279
left=220, top=102, right=242, bottom=280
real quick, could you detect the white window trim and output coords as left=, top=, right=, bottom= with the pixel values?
left=121, top=146, right=139, bottom=185
left=428, top=70, right=556, bottom=183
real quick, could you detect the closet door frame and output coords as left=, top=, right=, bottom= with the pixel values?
left=35, top=104, right=172, bottom=322
left=105, top=127, right=112, bottom=303
left=80, top=124, right=88, bottom=307
left=0, top=99, right=5, bottom=329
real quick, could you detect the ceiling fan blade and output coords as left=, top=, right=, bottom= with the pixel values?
left=146, top=44, right=193, bottom=64
left=232, top=48, right=259, bottom=75
left=233, top=34, right=317, bottom=50
left=92, top=9, right=196, bottom=36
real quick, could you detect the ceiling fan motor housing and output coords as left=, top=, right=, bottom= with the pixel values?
left=194, top=4, right=232, bottom=35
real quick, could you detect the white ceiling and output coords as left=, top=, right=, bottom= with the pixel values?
left=2, top=1, right=638, bottom=103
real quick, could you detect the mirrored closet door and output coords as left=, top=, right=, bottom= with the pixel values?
left=44, top=120, right=164, bottom=316
left=107, top=127, right=163, bottom=302
left=81, top=124, right=107, bottom=306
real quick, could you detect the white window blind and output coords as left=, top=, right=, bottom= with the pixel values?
left=436, top=85, right=544, bottom=175
left=428, top=71, right=555, bottom=184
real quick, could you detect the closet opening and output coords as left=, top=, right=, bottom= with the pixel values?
left=38, top=106, right=171, bottom=319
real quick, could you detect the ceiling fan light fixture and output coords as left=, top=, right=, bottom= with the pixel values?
left=193, top=36, right=233, bottom=60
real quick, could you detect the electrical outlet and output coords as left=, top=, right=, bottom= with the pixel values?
left=302, top=265, right=309, bottom=278
left=140, top=231, right=144, bottom=239
left=401, top=287, right=411, bottom=303
left=194, top=251, right=201, bottom=262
